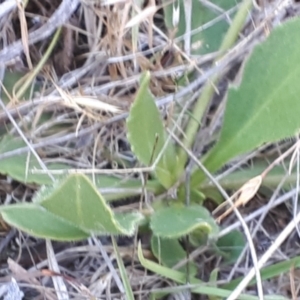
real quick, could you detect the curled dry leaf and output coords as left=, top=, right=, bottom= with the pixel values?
left=235, top=175, right=262, bottom=206
left=215, top=175, right=262, bottom=222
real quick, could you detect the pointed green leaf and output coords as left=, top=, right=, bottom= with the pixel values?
left=36, top=174, right=143, bottom=235
left=151, top=235, right=197, bottom=276
left=150, top=204, right=219, bottom=239
left=0, top=203, right=89, bottom=241
left=127, top=72, right=178, bottom=188
left=38, top=174, right=117, bottom=232
left=192, top=18, right=300, bottom=186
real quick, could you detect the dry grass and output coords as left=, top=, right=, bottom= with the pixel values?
left=0, top=0, right=300, bottom=299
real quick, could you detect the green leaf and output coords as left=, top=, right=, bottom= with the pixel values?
left=192, top=18, right=300, bottom=186
left=162, top=0, right=241, bottom=55
left=0, top=174, right=143, bottom=240
left=215, top=230, right=245, bottom=264
left=151, top=235, right=197, bottom=276
left=127, top=72, right=178, bottom=188
left=0, top=203, right=89, bottom=241
left=150, top=204, right=219, bottom=239
left=37, top=174, right=143, bottom=235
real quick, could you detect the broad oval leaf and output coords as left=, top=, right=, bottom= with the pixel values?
left=150, top=204, right=219, bottom=239
left=127, top=72, right=178, bottom=188
left=192, top=18, right=300, bottom=186
left=0, top=203, right=89, bottom=241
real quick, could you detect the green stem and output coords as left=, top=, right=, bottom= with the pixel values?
left=177, top=0, right=253, bottom=178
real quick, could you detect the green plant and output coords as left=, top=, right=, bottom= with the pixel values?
left=1, top=1, right=300, bottom=299
left=126, top=14, right=300, bottom=298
